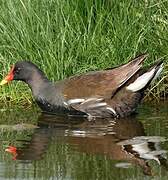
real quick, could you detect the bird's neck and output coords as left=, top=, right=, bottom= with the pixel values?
left=25, top=71, right=52, bottom=96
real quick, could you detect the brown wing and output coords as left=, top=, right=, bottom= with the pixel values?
left=62, top=54, right=147, bottom=99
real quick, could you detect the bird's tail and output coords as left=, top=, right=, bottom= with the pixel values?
left=126, top=59, right=163, bottom=92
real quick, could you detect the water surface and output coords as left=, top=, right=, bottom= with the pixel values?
left=0, top=101, right=168, bottom=179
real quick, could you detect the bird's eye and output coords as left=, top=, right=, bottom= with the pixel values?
left=14, top=68, right=21, bottom=74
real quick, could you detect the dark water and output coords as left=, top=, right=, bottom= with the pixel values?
left=0, top=102, right=168, bottom=180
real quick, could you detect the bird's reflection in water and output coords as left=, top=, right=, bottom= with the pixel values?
left=6, top=113, right=168, bottom=176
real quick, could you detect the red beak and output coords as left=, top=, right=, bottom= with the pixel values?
left=0, top=65, right=14, bottom=85
left=5, top=146, right=18, bottom=160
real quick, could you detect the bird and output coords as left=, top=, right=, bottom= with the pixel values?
left=0, top=54, right=163, bottom=119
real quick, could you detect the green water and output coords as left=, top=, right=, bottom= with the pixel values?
left=0, top=102, right=168, bottom=180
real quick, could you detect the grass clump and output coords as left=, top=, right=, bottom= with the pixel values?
left=0, top=0, right=168, bottom=104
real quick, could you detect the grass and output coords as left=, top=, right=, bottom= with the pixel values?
left=0, top=0, right=168, bottom=104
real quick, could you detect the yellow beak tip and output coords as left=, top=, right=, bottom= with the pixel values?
left=0, top=79, right=8, bottom=86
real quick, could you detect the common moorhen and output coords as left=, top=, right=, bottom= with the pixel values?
left=0, top=54, right=163, bottom=118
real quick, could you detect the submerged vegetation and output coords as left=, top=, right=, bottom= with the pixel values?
left=0, top=0, right=168, bottom=104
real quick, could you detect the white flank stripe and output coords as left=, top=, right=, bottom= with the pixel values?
left=81, top=98, right=98, bottom=104
left=67, top=98, right=85, bottom=105
left=126, top=68, right=155, bottom=92
left=88, top=102, right=107, bottom=108
left=63, top=102, right=68, bottom=106
left=106, top=107, right=117, bottom=115
left=96, top=98, right=104, bottom=102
